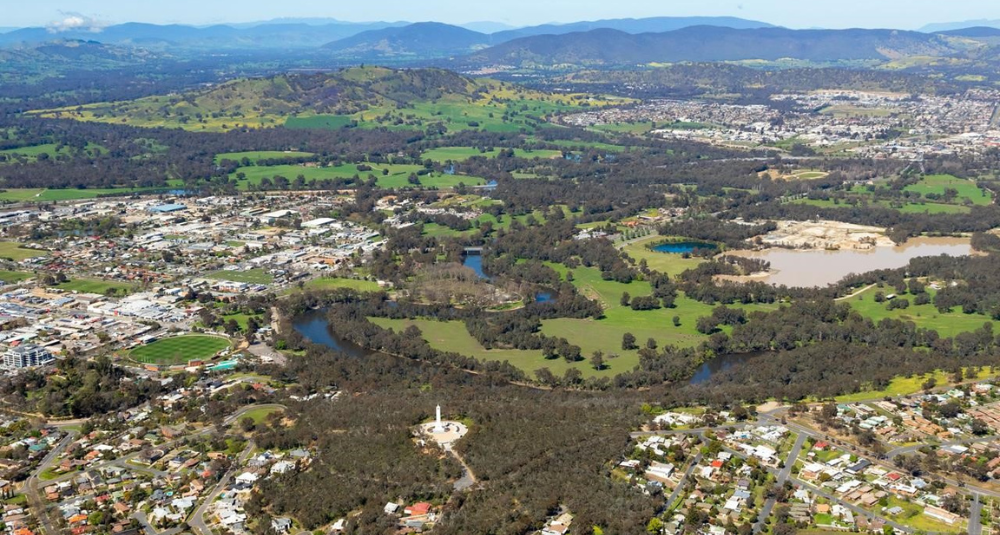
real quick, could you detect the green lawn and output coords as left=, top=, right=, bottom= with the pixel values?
left=848, top=284, right=992, bottom=338
left=539, top=264, right=776, bottom=370
left=833, top=369, right=978, bottom=403
left=420, top=147, right=562, bottom=162
left=0, top=270, right=32, bottom=284
left=214, top=151, right=315, bottom=165
left=240, top=406, right=283, bottom=425
left=368, top=317, right=590, bottom=376
left=205, top=269, right=274, bottom=284
left=0, top=183, right=186, bottom=203
left=374, top=263, right=774, bottom=378
left=620, top=235, right=708, bottom=277
left=221, top=313, right=262, bottom=330
left=0, top=242, right=47, bottom=261
left=130, top=335, right=231, bottom=365
left=904, top=174, right=991, bottom=206
left=56, top=278, right=135, bottom=296
left=304, top=277, right=381, bottom=292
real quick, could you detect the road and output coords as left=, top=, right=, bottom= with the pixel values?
left=886, top=435, right=999, bottom=459
left=189, top=441, right=255, bottom=535
left=666, top=453, right=703, bottom=509
left=970, top=493, right=983, bottom=535
left=24, top=430, right=78, bottom=535
left=22, top=404, right=282, bottom=535
left=132, top=511, right=183, bottom=535
left=753, top=432, right=807, bottom=534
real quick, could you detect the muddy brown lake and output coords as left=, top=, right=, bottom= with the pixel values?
left=723, top=236, right=973, bottom=287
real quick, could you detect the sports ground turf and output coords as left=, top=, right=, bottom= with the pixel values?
left=130, top=335, right=231, bottom=365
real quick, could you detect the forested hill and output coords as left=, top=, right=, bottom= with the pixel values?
left=462, top=26, right=985, bottom=67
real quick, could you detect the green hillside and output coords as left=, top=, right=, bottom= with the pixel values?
left=34, top=66, right=625, bottom=133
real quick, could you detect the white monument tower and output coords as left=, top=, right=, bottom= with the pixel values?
left=433, top=404, right=445, bottom=433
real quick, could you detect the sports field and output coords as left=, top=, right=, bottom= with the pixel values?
left=130, top=335, right=231, bottom=365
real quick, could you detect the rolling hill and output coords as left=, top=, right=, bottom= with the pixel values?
left=322, top=22, right=493, bottom=59
left=463, top=26, right=986, bottom=67
left=32, top=65, right=617, bottom=132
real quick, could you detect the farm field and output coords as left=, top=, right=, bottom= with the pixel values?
left=620, top=234, right=707, bottom=277
left=230, top=163, right=485, bottom=190
left=214, top=151, right=315, bottom=164
left=205, top=269, right=274, bottom=284
left=56, top=278, right=135, bottom=296
left=0, top=242, right=47, bottom=261
left=130, top=335, right=231, bottom=365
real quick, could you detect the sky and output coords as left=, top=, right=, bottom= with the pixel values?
left=6, top=0, right=1000, bottom=30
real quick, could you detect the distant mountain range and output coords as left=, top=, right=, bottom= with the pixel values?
left=5, top=17, right=1000, bottom=68
left=461, top=26, right=987, bottom=67
left=0, top=16, right=776, bottom=55
left=490, top=16, right=774, bottom=41
left=920, top=20, right=1000, bottom=33
left=0, top=21, right=407, bottom=51
left=322, top=22, right=496, bottom=60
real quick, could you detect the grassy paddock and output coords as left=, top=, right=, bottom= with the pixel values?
left=620, top=234, right=707, bottom=277
left=205, top=269, right=274, bottom=284
left=0, top=242, right=47, bottom=261
left=214, top=151, right=315, bottom=164
left=304, top=277, right=381, bottom=292
left=56, top=278, right=135, bottom=296
left=420, top=146, right=562, bottom=162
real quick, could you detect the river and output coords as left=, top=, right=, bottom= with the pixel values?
left=723, top=236, right=973, bottom=287
left=292, top=311, right=369, bottom=358
left=689, top=353, right=762, bottom=385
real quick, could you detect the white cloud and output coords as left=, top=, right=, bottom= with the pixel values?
left=47, top=12, right=105, bottom=33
